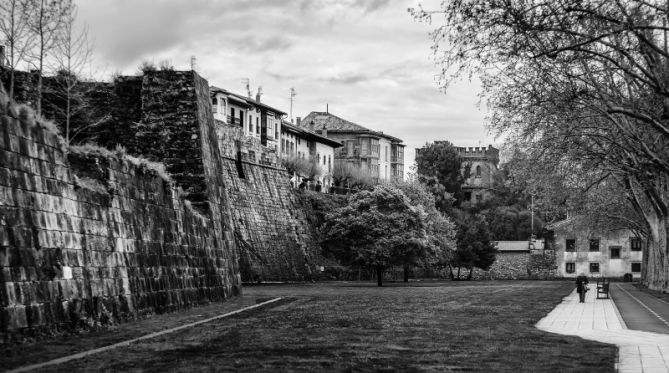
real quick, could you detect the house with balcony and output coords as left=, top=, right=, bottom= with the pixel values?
left=280, top=120, right=342, bottom=190
left=210, top=86, right=285, bottom=150
left=296, top=112, right=405, bottom=182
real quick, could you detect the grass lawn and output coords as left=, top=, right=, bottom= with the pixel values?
left=18, top=281, right=614, bottom=372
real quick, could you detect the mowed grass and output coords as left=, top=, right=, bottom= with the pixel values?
left=33, top=281, right=614, bottom=372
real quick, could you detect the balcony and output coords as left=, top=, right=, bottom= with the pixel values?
left=227, top=116, right=241, bottom=126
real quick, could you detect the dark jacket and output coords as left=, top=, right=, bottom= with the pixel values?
left=576, top=275, right=589, bottom=293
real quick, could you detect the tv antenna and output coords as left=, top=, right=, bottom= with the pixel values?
left=289, top=88, right=297, bottom=123
left=241, top=78, right=251, bottom=97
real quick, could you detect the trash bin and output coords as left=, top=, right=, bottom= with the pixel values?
left=623, top=273, right=633, bottom=282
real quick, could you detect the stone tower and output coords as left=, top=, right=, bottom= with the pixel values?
left=456, top=145, right=499, bottom=204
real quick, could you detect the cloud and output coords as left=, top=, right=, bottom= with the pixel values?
left=75, top=0, right=495, bottom=170
left=230, top=35, right=293, bottom=54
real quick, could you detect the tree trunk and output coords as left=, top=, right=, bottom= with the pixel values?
left=642, top=214, right=669, bottom=291
left=448, top=264, right=455, bottom=280
left=457, top=266, right=461, bottom=280
left=403, top=266, right=409, bottom=282
left=376, top=265, right=383, bottom=287
left=467, top=267, right=473, bottom=280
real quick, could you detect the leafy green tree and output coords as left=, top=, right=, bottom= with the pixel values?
left=320, top=184, right=431, bottom=286
left=450, top=212, right=497, bottom=280
left=415, top=141, right=464, bottom=210
left=391, top=180, right=457, bottom=280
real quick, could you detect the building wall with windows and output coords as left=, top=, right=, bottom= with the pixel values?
left=280, top=121, right=341, bottom=190
left=297, top=112, right=405, bottom=183
left=549, top=218, right=643, bottom=279
left=210, top=87, right=284, bottom=150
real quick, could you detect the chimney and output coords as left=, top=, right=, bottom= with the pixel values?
left=296, top=117, right=301, bottom=126
left=321, top=125, right=328, bottom=138
left=0, top=45, right=4, bottom=68
left=255, top=92, right=261, bottom=103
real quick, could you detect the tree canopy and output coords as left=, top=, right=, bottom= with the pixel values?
left=415, top=141, right=464, bottom=211
left=450, top=212, right=497, bottom=280
left=412, top=0, right=669, bottom=290
left=320, top=184, right=433, bottom=286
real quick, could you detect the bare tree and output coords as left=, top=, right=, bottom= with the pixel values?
left=0, top=0, right=33, bottom=98
left=26, top=0, right=70, bottom=115
left=50, top=1, right=92, bottom=144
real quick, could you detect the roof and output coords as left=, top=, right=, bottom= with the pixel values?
left=210, top=85, right=287, bottom=115
left=298, top=112, right=403, bottom=143
left=494, top=240, right=543, bottom=252
left=281, top=120, right=342, bottom=148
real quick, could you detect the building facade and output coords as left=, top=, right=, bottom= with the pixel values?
left=548, top=217, right=643, bottom=279
left=210, top=86, right=284, bottom=150
left=456, top=145, right=499, bottom=204
left=280, top=120, right=342, bottom=190
left=297, top=112, right=405, bottom=182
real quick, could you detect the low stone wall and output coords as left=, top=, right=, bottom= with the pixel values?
left=473, top=253, right=556, bottom=280
left=0, top=92, right=241, bottom=342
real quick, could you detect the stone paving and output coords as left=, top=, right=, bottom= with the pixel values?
left=536, top=287, right=669, bottom=372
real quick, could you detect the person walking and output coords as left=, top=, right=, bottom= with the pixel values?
left=576, top=273, right=589, bottom=303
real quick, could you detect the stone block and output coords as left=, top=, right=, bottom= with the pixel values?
left=5, top=305, right=28, bottom=330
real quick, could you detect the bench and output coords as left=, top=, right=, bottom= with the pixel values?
left=597, top=278, right=610, bottom=299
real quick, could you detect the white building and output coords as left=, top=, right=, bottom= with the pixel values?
left=281, top=121, right=342, bottom=190
left=548, top=217, right=643, bottom=279
left=210, top=86, right=284, bottom=150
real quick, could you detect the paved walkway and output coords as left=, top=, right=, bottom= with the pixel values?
left=536, top=286, right=669, bottom=372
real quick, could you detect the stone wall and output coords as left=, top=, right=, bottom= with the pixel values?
left=216, top=121, right=325, bottom=282
left=0, top=86, right=241, bottom=342
left=473, top=252, right=556, bottom=280
left=2, top=68, right=327, bottom=287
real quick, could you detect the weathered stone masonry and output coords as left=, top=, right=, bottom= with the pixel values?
left=216, top=123, right=324, bottom=282
left=87, top=70, right=324, bottom=282
left=0, top=69, right=326, bottom=340
left=0, top=75, right=244, bottom=341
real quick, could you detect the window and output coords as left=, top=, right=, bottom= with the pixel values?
left=631, top=263, right=641, bottom=273
left=589, top=262, right=600, bottom=273
left=566, top=239, right=576, bottom=252
left=565, top=263, right=575, bottom=274
left=317, top=153, right=320, bottom=163
left=610, top=246, right=621, bottom=259
left=328, top=156, right=331, bottom=172
left=231, top=107, right=235, bottom=120
left=475, top=165, right=482, bottom=178
left=475, top=194, right=482, bottom=202
left=212, top=97, right=218, bottom=113
left=256, top=118, right=259, bottom=134
left=240, top=112, right=244, bottom=127
left=385, top=146, right=388, bottom=161
left=631, top=237, right=642, bottom=251
left=589, top=239, right=600, bottom=252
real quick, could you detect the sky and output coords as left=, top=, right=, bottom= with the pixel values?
left=76, top=0, right=499, bottom=170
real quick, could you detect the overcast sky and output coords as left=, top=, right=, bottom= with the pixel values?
left=77, top=0, right=498, bottom=170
